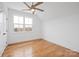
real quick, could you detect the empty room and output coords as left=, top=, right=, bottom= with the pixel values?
left=0, top=2, right=79, bottom=57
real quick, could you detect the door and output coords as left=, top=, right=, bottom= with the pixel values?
left=0, top=5, right=7, bottom=56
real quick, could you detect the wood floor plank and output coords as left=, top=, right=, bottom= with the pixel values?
left=2, top=39, right=79, bottom=57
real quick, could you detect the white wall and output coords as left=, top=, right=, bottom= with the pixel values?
left=7, top=9, right=42, bottom=44
left=42, top=2, right=79, bottom=52
left=42, top=14, right=79, bottom=52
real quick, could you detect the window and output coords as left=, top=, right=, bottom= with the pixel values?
left=13, top=15, right=32, bottom=32
left=14, top=16, right=23, bottom=32
left=25, top=17, right=32, bottom=31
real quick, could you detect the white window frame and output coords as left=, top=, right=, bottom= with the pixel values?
left=13, top=15, right=33, bottom=32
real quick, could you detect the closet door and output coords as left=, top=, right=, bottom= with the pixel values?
left=0, top=4, right=7, bottom=56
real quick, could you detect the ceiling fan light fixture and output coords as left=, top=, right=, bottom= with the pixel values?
left=31, top=9, right=35, bottom=12
left=23, top=2, right=44, bottom=14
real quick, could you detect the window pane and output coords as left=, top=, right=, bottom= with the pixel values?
left=25, top=17, right=29, bottom=24
left=28, top=25, right=32, bottom=27
left=14, top=24, right=18, bottom=28
left=18, top=16, right=23, bottom=24
left=25, top=25, right=29, bottom=27
left=25, top=25, right=32, bottom=31
left=14, top=24, right=23, bottom=32
left=14, top=16, right=18, bottom=23
left=28, top=18, right=32, bottom=24
left=19, top=24, right=23, bottom=28
left=25, top=25, right=32, bottom=27
left=14, top=15, right=24, bottom=32
left=25, top=17, right=32, bottom=24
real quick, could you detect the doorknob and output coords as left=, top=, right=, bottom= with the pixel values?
left=3, top=33, right=6, bottom=35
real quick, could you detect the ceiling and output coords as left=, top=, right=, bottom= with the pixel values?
left=3, top=2, right=79, bottom=21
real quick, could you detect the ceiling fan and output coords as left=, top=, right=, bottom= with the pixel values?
left=23, top=2, right=44, bottom=14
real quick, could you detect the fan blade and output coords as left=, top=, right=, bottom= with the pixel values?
left=23, top=2, right=31, bottom=8
left=31, top=2, right=34, bottom=8
left=32, top=2, right=34, bottom=5
left=33, top=2, right=43, bottom=7
left=34, top=8, right=44, bottom=12
left=22, top=9, right=31, bottom=11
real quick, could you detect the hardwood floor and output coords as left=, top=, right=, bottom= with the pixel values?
left=2, top=39, right=79, bottom=57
